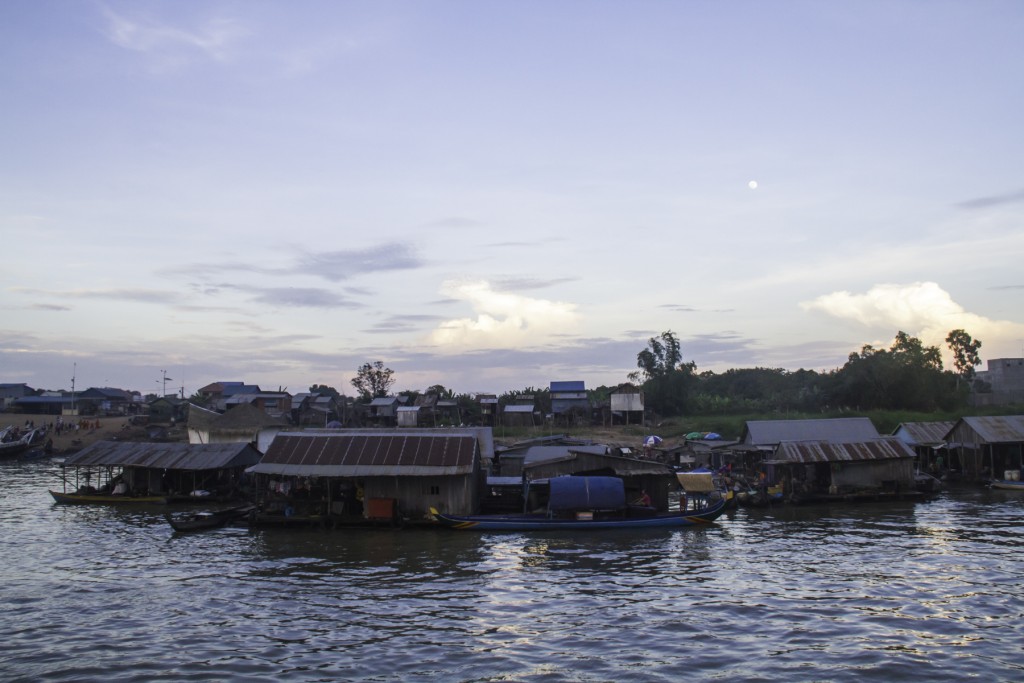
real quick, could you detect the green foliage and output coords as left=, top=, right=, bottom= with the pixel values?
left=350, top=361, right=395, bottom=402
left=630, top=331, right=697, bottom=416
left=946, top=329, right=982, bottom=379
left=826, top=332, right=961, bottom=411
left=309, top=384, right=341, bottom=399
left=499, top=387, right=550, bottom=414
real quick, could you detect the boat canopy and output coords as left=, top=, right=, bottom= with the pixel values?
left=548, top=476, right=625, bottom=511
left=676, top=471, right=717, bottom=493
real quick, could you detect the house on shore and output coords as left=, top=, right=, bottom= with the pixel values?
left=970, top=358, right=1024, bottom=407
left=609, top=385, right=644, bottom=425
left=187, top=403, right=289, bottom=447
left=0, top=383, right=35, bottom=411
left=550, top=381, right=590, bottom=426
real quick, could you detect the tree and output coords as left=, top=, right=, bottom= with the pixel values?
left=829, top=332, right=960, bottom=411
left=946, top=329, right=982, bottom=380
left=350, top=361, right=395, bottom=402
left=629, top=330, right=695, bottom=382
left=628, top=331, right=697, bottom=416
left=309, top=384, right=342, bottom=399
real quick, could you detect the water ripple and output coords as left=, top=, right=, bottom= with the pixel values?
left=2, top=460, right=1023, bottom=681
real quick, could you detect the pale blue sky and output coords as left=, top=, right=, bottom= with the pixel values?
left=2, top=1, right=1022, bottom=396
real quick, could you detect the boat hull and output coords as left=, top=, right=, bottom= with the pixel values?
left=165, top=505, right=255, bottom=532
left=432, top=498, right=727, bottom=531
left=991, top=479, right=1024, bottom=491
left=49, top=490, right=166, bottom=505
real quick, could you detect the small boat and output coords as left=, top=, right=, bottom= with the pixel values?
left=165, top=504, right=255, bottom=532
left=430, top=475, right=727, bottom=531
left=0, top=428, right=43, bottom=459
left=49, top=489, right=167, bottom=504
left=990, top=479, right=1024, bottom=491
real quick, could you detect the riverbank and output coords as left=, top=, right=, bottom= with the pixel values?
left=9, top=416, right=175, bottom=455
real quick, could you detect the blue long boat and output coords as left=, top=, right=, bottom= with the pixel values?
left=430, top=475, right=727, bottom=531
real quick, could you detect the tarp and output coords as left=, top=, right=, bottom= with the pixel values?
left=548, top=476, right=625, bottom=511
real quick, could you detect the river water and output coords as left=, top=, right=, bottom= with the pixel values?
left=2, top=458, right=1022, bottom=682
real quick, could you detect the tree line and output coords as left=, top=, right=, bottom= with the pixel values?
left=627, top=328, right=982, bottom=417
left=329, top=328, right=983, bottom=421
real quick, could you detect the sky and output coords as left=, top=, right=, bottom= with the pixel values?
left=2, top=1, right=1023, bottom=398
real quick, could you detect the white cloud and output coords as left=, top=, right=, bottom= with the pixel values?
left=102, top=6, right=247, bottom=63
left=426, top=280, right=580, bottom=352
left=801, top=281, right=1024, bottom=362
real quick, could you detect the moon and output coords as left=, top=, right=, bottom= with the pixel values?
left=748, top=180, right=758, bottom=189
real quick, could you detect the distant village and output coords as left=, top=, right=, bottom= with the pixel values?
left=3, top=367, right=1023, bottom=530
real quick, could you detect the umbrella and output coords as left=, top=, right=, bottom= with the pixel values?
left=685, top=431, right=703, bottom=440
left=704, top=432, right=722, bottom=440
left=643, top=435, right=663, bottom=448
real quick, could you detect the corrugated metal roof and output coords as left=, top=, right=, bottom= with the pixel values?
left=519, top=444, right=608, bottom=465
left=62, top=441, right=261, bottom=470
left=247, top=432, right=479, bottom=477
left=550, top=381, right=585, bottom=392
left=770, top=438, right=914, bottom=464
left=504, top=404, right=535, bottom=413
left=744, top=418, right=879, bottom=446
left=956, top=415, right=1024, bottom=443
left=892, top=421, right=955, bottom=446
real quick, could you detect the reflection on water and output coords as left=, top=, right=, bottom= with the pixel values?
left=2, top=459, right=1022, bottom=681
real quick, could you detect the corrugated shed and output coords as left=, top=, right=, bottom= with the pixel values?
left=248, top=432, right=479, bottom=477
left=522, top=444, right=608, bottom=466
left=770, top=438, right=915, bottom=464
left=63, top=441, right=262, bottom=470
left=892, top=421, right=955, bottom=446
left=953, top=415, right=1024, bottom=444
left=743, top=418, right=880, bottom=446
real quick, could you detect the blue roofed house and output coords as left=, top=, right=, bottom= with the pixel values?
left=550, top=381, right=590, bottom=426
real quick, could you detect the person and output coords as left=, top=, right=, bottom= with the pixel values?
left=635, top=489, right=652, bottom=507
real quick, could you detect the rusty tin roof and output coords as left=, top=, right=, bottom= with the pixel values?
left=892, top=421, right=956, bottom=446
left=248, top=432, right=480, bottom=477
left=770, top=437, right=915, bottom=464
left=954, top=415, right=1024, bottom=443
left=62, top=441, right=261, bottom=470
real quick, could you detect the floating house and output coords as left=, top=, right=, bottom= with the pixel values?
left=520, top=446, right=676, bottom=511
left=55, top=440, right=262, bottom=501
left=245, top=428, right=492, bottom=524
left=945, top=415, right=1024, bottom=482
left=742, top=417, right=880, bottom=451
left=764, top=437, right=918, bottom=503
left=891, top=421, right=955, bottom=474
